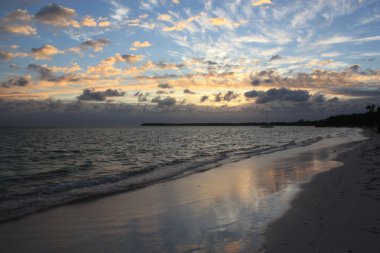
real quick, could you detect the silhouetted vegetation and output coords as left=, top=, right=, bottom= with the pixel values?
left=317, top=104, right=380, bottom=132
left=142, top=105, right=380, bottom=132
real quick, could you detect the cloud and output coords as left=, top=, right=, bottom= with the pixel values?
left=250, top=79, right=261, bottom=86
left=245, top=88, right=311, bottom=104
left=27, top=63, right=79, bottom=83
left=77, top=89, right=125, bottom=101
left=157, top=14, right=172, bottom=21
left=31, top=44, right=63, bottom=60
left=151, top=96, right=177, bottom=107
left=134, top=92, right=150, bottom=102
left=214, top=91, right=239, bottom=102
left=122, top=54, right=144, bottom=63
left=103, top=53, right=143, bottom=65
left=248, top=70, right=280, bottom=86
left=269, top=54, right=282, bottom=61
left=110, top=0, right=129, bottom=22
left=200, top=95, right=209, bottom=103
left=330, top=87, right=380, bottom=98
left=315, top=35, right=380, bottom=47
left=311, top=93, right=326, bottom=103
left=0, top=9, right=36, bottom=36
left=132, top=41, right=151, bottom=48
left=172, top=0, right=180, bottom=4
left=98, top=20, right=111, bottom=27
left=156, top=90, right=169, bottom=95
left=158, top=83, right=173, bottom=89
left=80, top=39, right=110, bottom=52
left=27, top=64, right=55, bottom=80
left=0, top=24, right=37, bottom=36
left=244, top=90, right=261, bottom=98
left=81, top=16, right=97, bottom=27
left=1, top=76, right=29, bottom=88
left=321, top=52, right=342, bottom=58
left=130, top=41, right=152, bottom=51
left=252, top=0, right=272, bottom=7
left=231, top=35, right=272, bottom=44
left=0, top=49, right=14, bottom=61
left=35, top=3, right=80, bottom=28
left=209, top=17, right=228, bottom=26
left=0, top=49, right=29, bottom=62
left=223, top=91, right=239, bottom=101
left=346, top=64, right=360, bottom=73
left=184, top=89, right=195, bottom=94
left=162, top=21, right=188, bottom=32
left=2, top=9, right=33, bottom=23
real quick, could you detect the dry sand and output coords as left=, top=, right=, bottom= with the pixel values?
left=264, top=133, right=380, bottom=253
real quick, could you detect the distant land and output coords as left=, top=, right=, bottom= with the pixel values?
left=142, top=106, right=380, bottom=131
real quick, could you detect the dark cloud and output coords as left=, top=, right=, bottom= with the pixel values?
left=244, top=88, right=310, bottom=104
left=35, top=3, right=77, bottom=27
left=269, top=55, right=282, bottom=61
left=205, top=60, right=218, bottom=65
left=121, top=54, right=142, bottom=63
left=155, top=62, right=184, bottom=69
left=331, top=87, right=380, bottom=97
left=256, top=88, right=310, bottom=104
left=311, top=93, right=326, bottom=103
left=250, top=79, right=261, bottom=86
left=244, top=90, right=262, bottom=98
left=0, top=76, right=29, bottom=88
left=156, top=90, right=168, bottom=94
left=134, top=92, right=149, bottom=102
left=157, top=83, right=172, bottom=89
left=77, top=89, right=125, bottom=101
left=223, top=91, right=239, bottom=101
left=80, top=39, right=110, bottom=51
left=151, top=96, right=176, bottom=107
left=214, top=93, right=223, bottom=102
left=27, top=63, right=79, bottom=83
left=184, top=89, right=195, bottom=94
left=200, top=96, right=208, bottom=103
left=214, top=91, right=239, bottom=102
left=346, top=64, right=360, bottom=73
left=0, top=50, right=13, bottom=61
left=27, top=63, right=56, bottom=80
left=249, top=70, right=279, bottom=86
left=0, top=96, right=375, bottom=126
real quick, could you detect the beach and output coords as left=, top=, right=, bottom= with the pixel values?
left=264, top=132, right=380, bottom=253
left=0, top=128, right=373, bottom=252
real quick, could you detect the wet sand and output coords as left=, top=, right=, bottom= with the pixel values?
left=264, top=133, right=380, bottom=253
left=0, top=132, right=367, bottom=252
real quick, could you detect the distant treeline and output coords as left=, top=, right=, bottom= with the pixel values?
left=142, top=105, right=380, bottom=132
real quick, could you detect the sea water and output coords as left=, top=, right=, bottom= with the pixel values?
left=0, top=126, right=357, bottom=221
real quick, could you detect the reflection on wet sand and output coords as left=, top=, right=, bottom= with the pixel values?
left=0, top=142, right=350, bottom=253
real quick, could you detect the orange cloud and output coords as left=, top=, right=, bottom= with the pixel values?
left=98, top=20, right=111, bottom=27
left=157, top=14, right=172, bottom=21
left=163, top=21, right=187, bottom=31
left=31, top=44, right=63, bottom=60
left=252, top=0, right=273, bottom=6
left=81, top=16, right=97, bottom=27
left=131, top=41, right=152, bottom=49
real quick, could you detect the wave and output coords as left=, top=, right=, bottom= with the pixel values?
left=0, top=134, right=332, bottom=222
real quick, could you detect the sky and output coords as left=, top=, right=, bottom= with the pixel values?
left=0, top=0, right=380, bottom=125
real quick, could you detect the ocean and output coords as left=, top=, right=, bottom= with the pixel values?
left=0, top=126, right=357, bottom=221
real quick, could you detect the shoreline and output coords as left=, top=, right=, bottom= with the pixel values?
left=263, top=132, right=380, bottom=252
left=0, top=130, right=367, bottom=252
left=0, top=127, right=343, bottom=223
